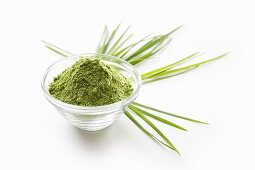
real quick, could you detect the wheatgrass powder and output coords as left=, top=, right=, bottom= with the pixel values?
left=49, top=58, right=133, bottom=106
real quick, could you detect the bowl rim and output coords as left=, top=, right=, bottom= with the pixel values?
left=41, top=53, right=142, bottom=114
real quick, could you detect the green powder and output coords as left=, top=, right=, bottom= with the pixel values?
left=49, top=58, right=133, bottom=106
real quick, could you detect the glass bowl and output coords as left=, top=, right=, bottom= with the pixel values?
left=41, top=53, right=142, bottom=131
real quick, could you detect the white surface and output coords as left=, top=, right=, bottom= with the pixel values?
left=0, top=0, right=254, bottom=169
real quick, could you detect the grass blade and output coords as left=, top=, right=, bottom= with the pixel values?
left=110, top=34, right=133, bottom=56
left=129, top=105, right=187, bottom=131
left=115, top=34, right=153, bottom=58
left=143, top=65, right=199, bottom=84
left=96, top=26, right=108, bottom=54
left=42, top=40, right=73, bottom=57
left=125, top=26, right=182, bottom=63
left=165, top=25, right=183, bottom=36
left=129, top=52, right=154, bottom=65
left=107, top=26, right=131, bottom=54
left=152, top=53, right=227, bottom=78
left=129, top=38, right=172, bottom=65
left=101, top=24, right=121, bottom=54
left=124, top=110, right=177, bottom=152
left=132, top=102, right=208, bottom=124
left=125, top=36, right=165, bottom=61
left=141, top=52, right=199, bottom=79
left=129, top=107, right=180, bottom=154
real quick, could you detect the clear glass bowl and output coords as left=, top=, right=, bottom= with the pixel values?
left=41, top=53, right=142, bottom=131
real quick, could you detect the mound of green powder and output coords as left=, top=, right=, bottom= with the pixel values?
left=49, top=58, right=133, bottom=106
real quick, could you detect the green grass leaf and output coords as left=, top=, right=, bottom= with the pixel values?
left=142, top=65, right=199, bottom=84
left=96, top=26, right=109, bottom=54
left=165, top=25, right=183, bottom=36
left=101, top=24, right=121, bottom=54
left=129, top=38, right=172, bottom=65
left=107, top=26, right=132, bottom=55
left=125, top=36, right=166, bottom=61
left=125, top=26, right=181, bottom=64
left=128, top=107, right=180, bottom=154
left=129, top=105, right=187, bottom=131
left=151, top=53, right=227, bottom=79
left=115, top=34, right=152, bottom=58
left=132, top=102, right=208, bottom=124
left=141, top=52, right=199, bottom=79
left=111, top=34, right=133, bottom=56
left=124, top=110, right=178, bottom=152
left=42, top=40, right=73, bottom=57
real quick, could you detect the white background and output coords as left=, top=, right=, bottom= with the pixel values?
left=0, top=0, right=254, bottom=169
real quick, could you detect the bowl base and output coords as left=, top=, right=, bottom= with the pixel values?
left=70, top=120, right=115, bottom=131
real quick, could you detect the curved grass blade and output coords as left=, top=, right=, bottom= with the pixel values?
left=125, top=26, right=182, bottom=63
left=96, top=26, right=109, bottom=54
left=152, top=53, right=227, bottom=78
left=101, top=24, right=121, bottom=54
left=129, top=38, right=172, bottom=65
left=124, top=110, right=178, bottom=152
left=110, top=34, right=133, bottom=56
left=141, top=52, right=199, bottom=79
left=42, top=40, right=73, bottom=57
left=132, top=102, right=208, bottom=124
left=129, top=52, right=154, bottom=65
left=107, top=26, right=132, bottom=54
left=115, top=34, right=153, bottom=58
left=165, top=25, right=183, bottom=36
left=129, top=105, right=187, bottom=131
left=143, top=65, right=199, bottom=84
left=125, top=36, right=166, bottom=61
left=129, top=107, right=180, bottom=154
left=122, top=25, right=182, bottom=59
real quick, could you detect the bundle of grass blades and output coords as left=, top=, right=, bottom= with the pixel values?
left=49, top=58, right=133, bottom=106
